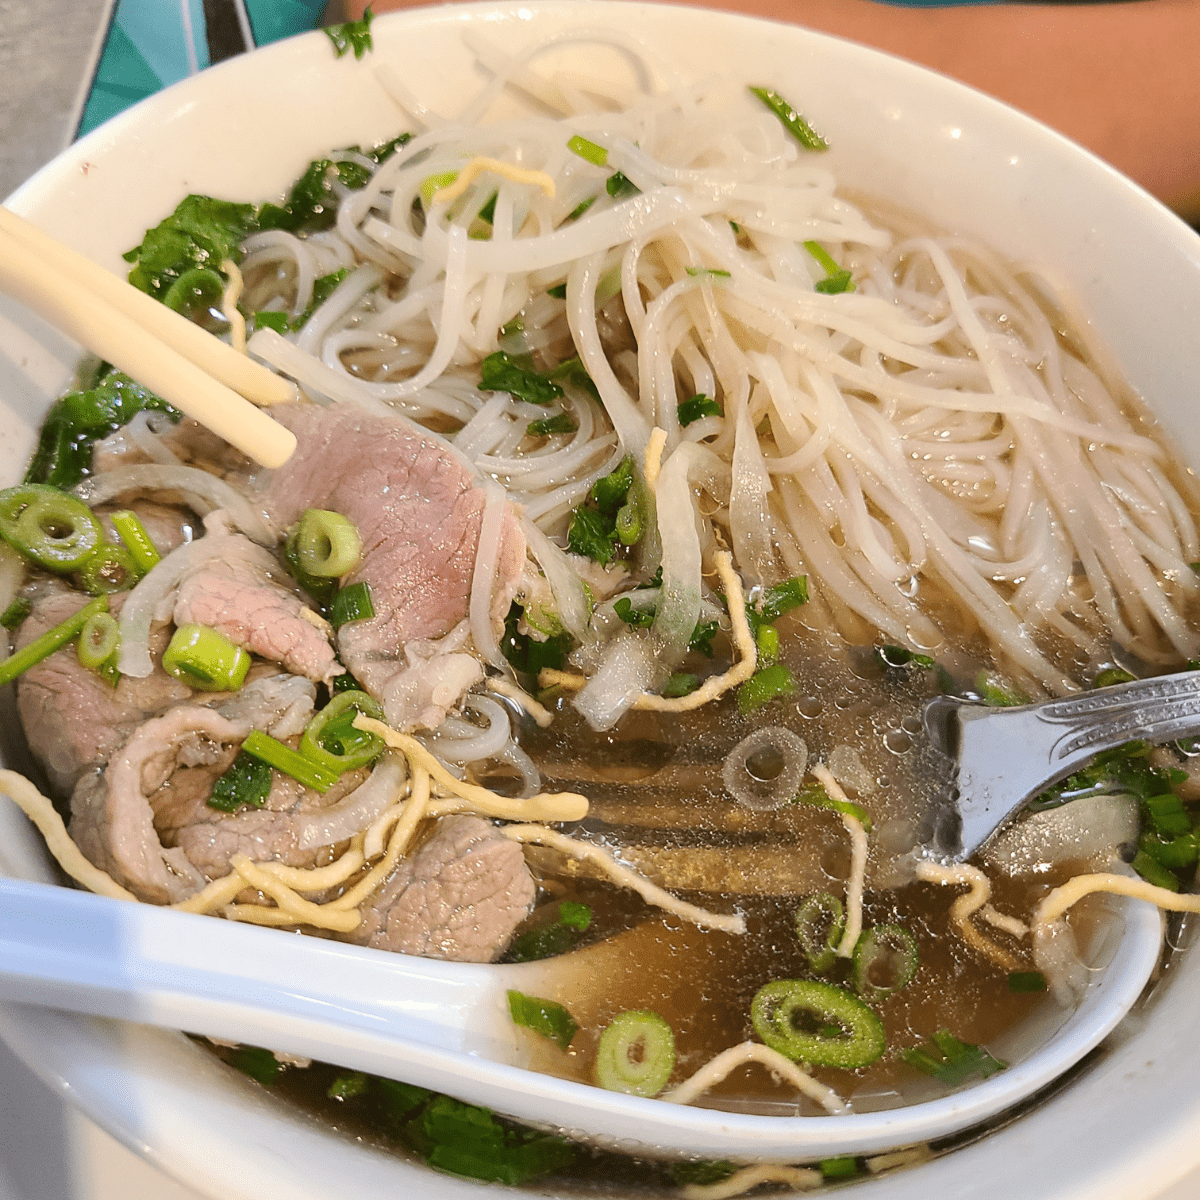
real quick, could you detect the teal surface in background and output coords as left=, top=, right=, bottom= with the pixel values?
left=77, top=0, right=328, bottom=137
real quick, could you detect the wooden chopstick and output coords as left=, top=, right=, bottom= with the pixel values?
left=0, top=209, right=296, bottom=470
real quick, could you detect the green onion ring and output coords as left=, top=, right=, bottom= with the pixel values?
left=594, top=1010, right=676, bottom=1097
left=76, top=543, right=139, bottom=594
left=295, top=509, right=362, bottom=578
left=750, top=979, right=885, bottom=1069
left=852, top=924, right=920, bottom=1001
left=162, top=623, right=251, bottom=692
left=0, top=484, right=103, bottom=572
left=794, top=893, right=846, bottom=974
left=109, top=509, right=161, bottom=574
left=300, top=689, right=385, bottom=775
left=77, top=610, right=120, bottom=671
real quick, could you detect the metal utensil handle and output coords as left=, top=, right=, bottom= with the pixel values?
left=1035, top=670, right=1200, bottom=768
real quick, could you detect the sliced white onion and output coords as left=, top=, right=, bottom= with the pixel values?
left=424, top=694, right=512, bottom=764
left=521, top=518, right=591, bottom=642
left=116, top=536, right=238, bottom=678
left=75, top=465, right=275, bottom=546
left=985, top=793, right=1139, bottom=875
left=296, top=754, right=408, bottom=850
left=573, top=629, right=663, bottom=732
left=468, top=483, right=508, bottom=669
left=722, top=727, right=808, bottom=811
left=652, top=442, right=703, bottom=660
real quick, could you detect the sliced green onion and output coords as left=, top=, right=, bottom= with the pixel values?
left=76, top=542, right=139, bottom=594
left=614, top=499, right=643, bottom=546
left=109, top=509, right=161, bottom=574
left=77, top=610, right=119, bottom=671
left=1144, top=791, right=1191, bottom=836
left=283, top=527, right=338, bottom=608
left=567, top=135, right=608, bottom=167
left=797, top=782, right=873, bottom=831
left=794, top=893, right=845, bottom=974
left=685, top=266, right=731, bottom=279
left=231, top=1045, right=281, bottom=1085
left=295, top=509, right=362, bottom=578
left=327, top=1071, right=369, bottom=1101
left=757, top=576, right=809, bottom=624
left=606, top=171, right=639, bottom=199
left=546, top=283, right=568, bottom=299
left=1138, top=830, right=1198, bottom=869
left=820, top=1157, right=861, bottom=1180
left=755, top=624, right=780, bottom=667
left=162, top=623, right=251, bottom=691
left=420, top=170, right=458, bottom=206
left=566, top=196, right=596, bottom=222
left=594, top=1010, right=675, bottom=1097
left=1007, top=971, right=1047, bottom=994
left=803, top=240, right=856, bottom=295
left=208, top=750, right=274, bottom=813
left=1132, top=850, right=1181, bottom=891
left=0, top=484, right=103, bottom=572
left=506, top=990, right=579, bottom=1050
left=1095, top=666, right=1137, bottom=687
left=242, top=729, right=338, bottom=794
left=300, top=690, right=385, bottom=775
left=331, top=672, right=365, bottom=694
left=559, top=900, right=592, bottom=931
left=750, top=979, right=885, bottom=1069
left=749, top=86, right=828, bottom=150
left=330, top=581, right=375, bottom=629
left=736, top=663, right=798, bottom=715
left=0, top=596, right=31, bottom=630
left=853, top=924, right=919, bottom=1000
left=975, top=671, right=1026, bottom=707
left=0, top=594, right=107, bottom=686
left=901, top=1030, right=1006, bottom=1085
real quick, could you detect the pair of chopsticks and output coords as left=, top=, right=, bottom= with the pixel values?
left=0, top=207, right=297, bottom=469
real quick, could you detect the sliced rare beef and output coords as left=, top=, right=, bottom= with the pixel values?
left=172, top=532, right=338, bottom=684
left=259, top=404, right=526, bottom=728
left=344, top=814, right=534, bottom=962
left=66, top=677, right=363, bottom=904
left=16, top=585, right=192, bottom=795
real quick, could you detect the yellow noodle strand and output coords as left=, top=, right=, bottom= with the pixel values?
left=916, top=861, right=1021, bottom=970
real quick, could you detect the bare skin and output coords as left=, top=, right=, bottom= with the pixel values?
left=343, top=0, right=1200, bottom=219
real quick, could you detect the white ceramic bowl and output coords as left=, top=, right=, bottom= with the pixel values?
left=3, top=4, right=1200, bottom=1198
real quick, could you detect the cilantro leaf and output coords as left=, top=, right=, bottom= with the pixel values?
left=26, top=371, right=180, bottom=490
left=567, top=505, right=618, bottom=565
left=678, top=394, right=722, bottom=426
left=501, top=602, right=574, bottom=678
left=591, top=454, right=635, bottom=513
left=614, top=596, right=655, bottom=628
left=689, top=619, right=718, bottom=657
left=125, top=195, right=259, bottom=303
left=527, top=411, right=577, bottom=437
left=606, top=170, right=639, bottom=199
left=479, top=351, right=564, bottom=405
left=325, top=5, right=374, bottom=58
left=208, top=751, right=273, bottom=813
left=294, top=268, right=350, bottom=329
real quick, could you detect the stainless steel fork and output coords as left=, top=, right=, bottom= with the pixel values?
left=920, top=670, right=1200, bottom=862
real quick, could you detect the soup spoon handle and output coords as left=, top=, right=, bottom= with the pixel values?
left=923, top=669, right=1200, bottom=861
left=0, top=876, right=543, bottom=1067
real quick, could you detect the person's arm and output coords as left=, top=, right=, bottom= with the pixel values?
left=342, top=0, right=1200, bottom=218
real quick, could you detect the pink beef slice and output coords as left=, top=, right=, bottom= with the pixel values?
left=343, top=814, right=535, bottom=961
left=69, top=696, right=362, bottom=904
left=258, top=404, right=525, bottom=706
left=17, top=586, right=192, bottom=795
left=172, top=532, right=338, bottom=684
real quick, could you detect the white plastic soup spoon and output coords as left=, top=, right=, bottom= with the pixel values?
left=0, top=875, right=1162, bottom=1160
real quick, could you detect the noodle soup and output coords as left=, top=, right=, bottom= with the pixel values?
left=3, top=7, right=1200, bottom=1199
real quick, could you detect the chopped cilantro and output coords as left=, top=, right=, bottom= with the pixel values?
left=662, top=672, right=700, bottom=698
left=614, top=596, right=655, bottom=628
left=294, top=268, right=350, bottom=329
left=901, top=1030, right=1006, bottom=1086
left=546, top=283, right=567, bottom=299
left=1007, top=971, right=1047, bottom=994
left=689, top=619, right=718, bottom=657
left=327, top=1071, right=369, bottom=1100
left=567, top=505, right=619, bottom=565
left=26, top=371, right=180, bottom=490
left=875, top=644, right=936, bottom=671
left=677, top=393, right=722, bottom=426
left=253, top=310, right=289, bottom=334
left=124, top=195, right=259, bottom=305
left=975, top=671, right=1027, bottom=707
left=501, top=601, right=574, bottom=678
left=325, top=5, right=374, bottom=58
left=479, top=351, right=563, bottom=405
left=591, top=454, right=635, bottom=512
left=548, top=355, right=600, bottom=402
left=527, top=412, right=577, bottom=437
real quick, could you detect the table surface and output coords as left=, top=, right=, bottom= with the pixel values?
left=3, top=3, right=1200, bottom=1197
